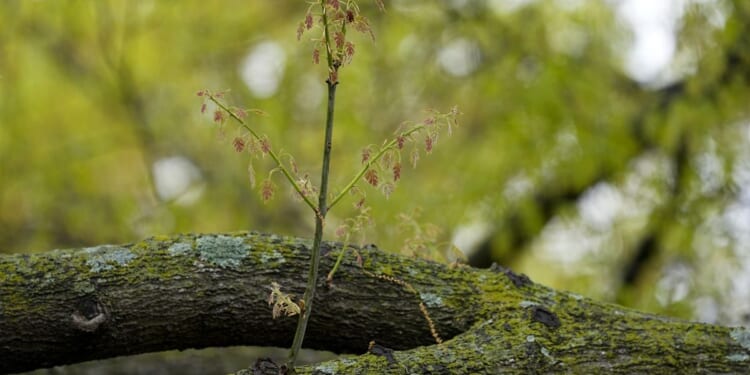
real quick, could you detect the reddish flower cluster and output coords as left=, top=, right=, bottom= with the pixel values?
left=234, top=108, right=247, bottom=119
left=233, top=137, right=246, bottom=153
left=355, top=197, right=365, bottom=210
left=361, top=148, right=371, bottom=164
left=393, top=163, right=401, bottom=182
left=313, top=49, right=320, bottom=65
left=334, top=32, right=345, bottom=49
left=213, top=110, right=224, bottom=123
left=260, top=137, right=271, bottom=154
left=297, top=0, right=383, bottom=78
left=343, top=42, right=355, bottom=64
left=365, top=169, right=379, bottom=187
left=261, top=179, right=275, bottom=202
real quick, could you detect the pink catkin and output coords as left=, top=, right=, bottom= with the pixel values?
left=393, top=163, right=401, bottom=182
left=365, top=169, right=379, bottom=187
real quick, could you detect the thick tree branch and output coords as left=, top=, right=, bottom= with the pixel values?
left=1, top=232, right=749, bottom=374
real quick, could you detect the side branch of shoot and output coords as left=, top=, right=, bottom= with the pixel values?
left=327, top=124, right=425, bottom=211
left=208, top=94, right=319, bottom=213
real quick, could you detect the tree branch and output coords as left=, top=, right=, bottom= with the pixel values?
left=1, top=232, right=748, bottom=374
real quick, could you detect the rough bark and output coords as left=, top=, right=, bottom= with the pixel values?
left=0, top=232, right=749, bottom=374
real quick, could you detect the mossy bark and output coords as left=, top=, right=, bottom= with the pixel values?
left=1, top=232, right=748, bottom=374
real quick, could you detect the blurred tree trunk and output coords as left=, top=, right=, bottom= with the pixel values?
left=1, top=232, right=748, bottom=374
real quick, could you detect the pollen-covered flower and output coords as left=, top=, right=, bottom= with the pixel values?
left=213, top=110, right=224, bottom=123
left=261, top=179, right=275, bottom=202
left=334, top=31, right=345, bottom=49
left=361, top=148, right=371, bottom=164
left=425, top=136, right=434, bottom=153
left=365, top=169, right=379, bottom=187
left=260, top=137, right=271, bottom=154
left=313, top=48, right=320, bottom=64
left=393, top=163, right=401, bottom=182
left=233, top=137, right=246, bottom=152
left=344, top=42, right=355, bottom=63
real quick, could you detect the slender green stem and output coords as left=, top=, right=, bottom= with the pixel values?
left=327, top=124, right=424, bottom=211
left=327, top=246, right=347, bottom=282
left=287, top=78, right=339, bottom=369
left=327, top=235, right=351, bottom=282
left=288, top=0, right=349, bottom=368
left=321, top=2, right=334, bottom=74
left=208, top=95, right=318, bottom=213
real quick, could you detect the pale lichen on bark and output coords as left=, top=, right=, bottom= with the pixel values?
left=196, top=234, right=250, bottom=269
left=84, top=245, right=135, bottom=272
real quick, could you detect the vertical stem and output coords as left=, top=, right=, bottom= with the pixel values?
left=287, top=79, right=338, bottom=368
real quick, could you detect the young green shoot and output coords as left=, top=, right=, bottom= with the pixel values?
left=198, top=0, right=459, bottom=371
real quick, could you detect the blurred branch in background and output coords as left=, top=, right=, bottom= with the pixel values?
left=20, top=347, right=336, bottom=375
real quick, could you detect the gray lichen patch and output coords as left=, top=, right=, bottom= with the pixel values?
left=727, top=353, right=749, bottom=362
left=421, top=293, right=444, bottom=308
left=84, top=246, right=136, bottom=272
left=197, top=235, right=250, bottom=269
left=313, top=362, right=338, bottom=374
left=168, top=242, right=194, bottom=256
left=730, top=327, right=750, bottom=350
left=259, top=249, right=286, bottom=265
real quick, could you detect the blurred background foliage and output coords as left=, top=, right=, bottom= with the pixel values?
left=2, top=0, right=750, bottom=338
